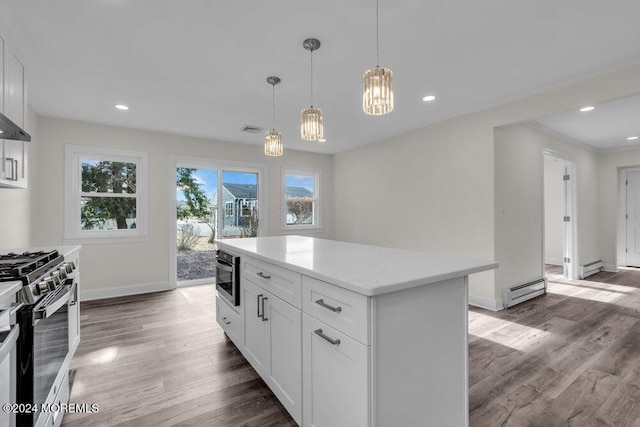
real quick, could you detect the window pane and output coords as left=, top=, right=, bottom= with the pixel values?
left=81, top=196, right=137, bottom=230
left=285, top=174, right=315, bottom=225
left=176, top=167, right=217, bottom=283
left=222, top=171, right=258, bottom=238
left=286, top=200, right=314, bottom=225
left=82, top=160, right=137, bottom=194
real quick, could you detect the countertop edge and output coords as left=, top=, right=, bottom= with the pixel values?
left=216, top=239, right=497, bottom=296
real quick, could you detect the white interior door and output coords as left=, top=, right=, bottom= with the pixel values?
left=626, top=171, right=640, bottom=266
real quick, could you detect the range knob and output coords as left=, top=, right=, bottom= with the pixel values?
left=38, top=279, right=52, bottom=295
left=61, top=262, right=75, bottom=274
left=50, top=274, right=61, bottom=287
left=57, top=267, right=67, bottom=280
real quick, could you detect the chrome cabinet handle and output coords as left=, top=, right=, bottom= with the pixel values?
left=13, top=159, right=18, bottom=181
left=315, top=299, right=342, bottom=313
left=222, top=316, right=231, bottom=325
left=314, top=328, right=340, bottom=345
left=257, top=294, right=263, bottom=318
left=261, top=297, right=268, bottom=321
left=257, top=272, right=271, bottom=279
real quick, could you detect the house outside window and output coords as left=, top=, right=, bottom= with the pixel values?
left=224, top=201, right=233, bottom=217
left=282, top=169, right=321, bottom=229
left=64, top=145, right=148, bottom=243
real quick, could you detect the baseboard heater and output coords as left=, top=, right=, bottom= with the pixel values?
left=502, top=278, right=547, bottom=309
left=579, top=260, right=604, bottom=279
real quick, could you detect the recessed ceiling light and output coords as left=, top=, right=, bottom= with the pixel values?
left=0, top=130, right=3, bottom=134
left=114, top=104, right=130, bottom=111
left=422, top=95, right=436, bottom=102
left=579, top=106, right=595, bottom=112
left=627, top=136, right=639, bottom=141
left=318, top=138, right=327, bottom=142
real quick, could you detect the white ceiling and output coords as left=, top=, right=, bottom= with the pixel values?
left=4, top=0, right=640, bottom=154
left=533, top=95, right=640, bottom=151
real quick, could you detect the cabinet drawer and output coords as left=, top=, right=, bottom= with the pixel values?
left=302, top=276, right=369, bottom=345
left=241, top=257, right=302, bottom=309
left=216, top=296, right=244, bottom=347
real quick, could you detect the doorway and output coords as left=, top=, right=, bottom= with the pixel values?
left=543, top=153, right=577, bottom=280
left=170, top=158, right=265, bottom=288
left=621, top=167, right=640, bottom=267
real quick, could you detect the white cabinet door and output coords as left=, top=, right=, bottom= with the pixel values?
left=5, top=49, right=25, bottom=127
left=302, top=314, right=369, bottom=427
left=265, top=292, right=302, bottom=424
left=242, top=279, right=268, bottom=374
left=0, top=140, right=26, bottom=188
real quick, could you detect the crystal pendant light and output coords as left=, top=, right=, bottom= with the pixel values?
left=363, top=0, right=393, bottom=115
left=301, top=38, right=323, bottom=141
left=265, top=76, right=283, bottom=157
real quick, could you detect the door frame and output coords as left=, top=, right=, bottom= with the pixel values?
left=542, top=151, right=578, bottom=280
left=169, top=156, right=268, bottom=289
left=619, top=167, right=640, bottom=267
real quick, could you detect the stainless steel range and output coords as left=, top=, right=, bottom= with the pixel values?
left=0, top=250, right=77, bottom=427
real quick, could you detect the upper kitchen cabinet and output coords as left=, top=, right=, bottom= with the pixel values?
left=0, top=29, right=28, bottom=189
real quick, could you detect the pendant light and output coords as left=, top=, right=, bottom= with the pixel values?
left=265, top=76, right=283, bottom=157
left=301, top=38, right=323, bottom=141
left=363, top=0, right=393, bottom=115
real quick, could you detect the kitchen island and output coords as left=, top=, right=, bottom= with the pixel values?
left=215, top=235, right=497, bottom=427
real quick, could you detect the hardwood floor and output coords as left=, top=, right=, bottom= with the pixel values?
left=61, top=285, right=296, bottom=427
left=62, top=267, right=640, bottom=426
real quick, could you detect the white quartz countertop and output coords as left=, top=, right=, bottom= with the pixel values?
left=215, top=236, right=498, bottom=296
left=0, top=281, right=22, bottom=306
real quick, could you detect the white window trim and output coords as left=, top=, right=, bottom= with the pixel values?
left=282, top=168, right=322, bottom=230
left=64, top=144, right=149, bottom=244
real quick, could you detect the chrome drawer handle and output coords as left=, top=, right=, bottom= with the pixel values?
left=257, top=272, right=271, bottom=279
left=315, top=299, right=342, bottom=313
left=222, top=316, right=231, bottom=325
left=257, top=294, right=263, bottom=318
left=315, top=328, right=340, bottom=345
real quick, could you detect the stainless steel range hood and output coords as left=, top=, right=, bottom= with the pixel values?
left=0, top=112, right=30, bottom=142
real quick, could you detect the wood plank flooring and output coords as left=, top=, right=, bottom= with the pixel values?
left=62, top=266, right=640, bottom=426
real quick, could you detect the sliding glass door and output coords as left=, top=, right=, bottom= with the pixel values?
left=175, top=162, right=263, bottom=285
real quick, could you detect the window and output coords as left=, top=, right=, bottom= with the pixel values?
left=65, top=145, right=148, bottom=242
left=224, top=202, right=233, bottom=217
left=240, top=200, right=254, bottom=217
left=283, top=169, right=320, bottom=229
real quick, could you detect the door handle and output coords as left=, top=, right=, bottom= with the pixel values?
left=261, top=297, right=268, bottom=322
left=257, top=294, right=263, bottom=318
left=314, top=328, right=340, bottom=345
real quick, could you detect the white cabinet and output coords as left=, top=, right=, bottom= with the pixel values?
left=216, top=296, right=243, bottom=346
left=0, top=30, right=27, bottom=189
left=242, top=278, right=302, bottom=424
left=302, top=314, right=368, bottom=427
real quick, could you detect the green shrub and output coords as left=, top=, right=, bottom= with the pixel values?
left=177, top=223, right=200, bottom=251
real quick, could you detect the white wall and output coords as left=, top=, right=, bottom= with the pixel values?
left=494, top=124, right=599, bottom=293
left=544, top=157, right=564, bottom=265
left=30, top=116, right=334, bottom=299
left=598, top=149, right=640, bottom=270
left=334, top=65, right=640, bottom=310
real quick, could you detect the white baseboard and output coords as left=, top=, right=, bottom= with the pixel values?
left=468, top=295, right=503, bottom=312
left=81, top=282, right=172, bottom=301
left=545, top=258, right=563, bottom=266
left=604, top=264, right=619, bottom=273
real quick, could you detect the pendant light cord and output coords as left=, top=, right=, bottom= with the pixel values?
left=310, top=49, right=314, bottom=107
left=272, top=83, right=276, bottom=130
left=376, top=0, right=379, bottom=66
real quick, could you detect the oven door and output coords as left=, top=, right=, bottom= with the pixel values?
left=215, top=257, right=239, bottom=306
left=17, top=281, right=73, bottom=426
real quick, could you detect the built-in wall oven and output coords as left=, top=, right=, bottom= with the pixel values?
left=215, top=250, right=240, bottom=306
